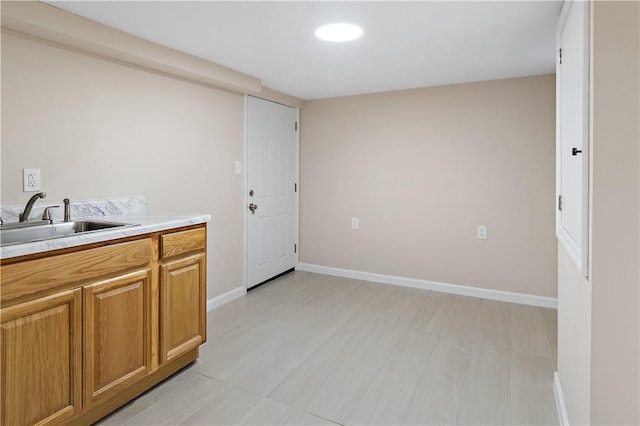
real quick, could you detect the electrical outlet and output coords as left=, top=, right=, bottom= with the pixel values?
left=23, top=168, right=41, bottom=192
left=352, top=217, right=359, bottom=229
left=477, top=225, right=487, bottom=240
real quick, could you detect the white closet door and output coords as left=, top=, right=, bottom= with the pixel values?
left=247, top=96, right=296, bottom=289
left=557, top=0, right=589, bottom=273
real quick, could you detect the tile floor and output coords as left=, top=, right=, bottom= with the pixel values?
left=96, top=271, right=559, bottom=425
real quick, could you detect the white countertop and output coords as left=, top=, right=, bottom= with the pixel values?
left=0, top=213, right=210, bottom=260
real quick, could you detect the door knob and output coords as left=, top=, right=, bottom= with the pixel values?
left=249, top=203, right=258, bottom=214
left=572, top=148, right=583, bottom=156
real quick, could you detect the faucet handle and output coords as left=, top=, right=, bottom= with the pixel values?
left=42, top=205, right=61, bottom=221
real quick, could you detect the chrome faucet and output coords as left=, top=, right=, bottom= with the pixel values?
left=63, top=198, right=71, bottom=222
left=19, top=192, right=46, bottom=222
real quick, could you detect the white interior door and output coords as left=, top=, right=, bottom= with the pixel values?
left=557, top=0, right=589, bottom=273
left=247, top=96, right=297, bottom=289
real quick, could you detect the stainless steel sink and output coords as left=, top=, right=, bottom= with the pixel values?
left=0, top=220, right=137, bottom=246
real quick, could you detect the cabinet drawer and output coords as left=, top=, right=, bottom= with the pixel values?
left=160, top=227, right=206, bottom=259
left=1, top=239, right=151, bottom=303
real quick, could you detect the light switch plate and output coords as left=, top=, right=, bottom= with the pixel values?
left=23, top=168, right=41, bottom=192
left=477, top=225, right=487, bottom=240
left=234, top=161, right=242, bottom=175
left=352, top=217, right=359, bottom=229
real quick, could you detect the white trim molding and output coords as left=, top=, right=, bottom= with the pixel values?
left=553, top=371, right=571, bottom=426
left=206, top=286, right=246, bottom=312
left=296, top=263, right=558, bottom=309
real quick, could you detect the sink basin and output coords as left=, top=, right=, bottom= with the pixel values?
left=0, top=220, right=137, bottom=246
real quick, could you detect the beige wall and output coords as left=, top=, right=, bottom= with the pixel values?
left=558, top=2, right=640, bottom=424
left=557, top=242, right=591, bottom=425
left=300, top=75, right=557, bottom=298
left=589, top=1, right=639, bottom=423
left=1, top=31, right=245, bottom=299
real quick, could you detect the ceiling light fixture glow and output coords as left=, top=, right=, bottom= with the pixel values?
left=315, top=23, right=363, bottom=42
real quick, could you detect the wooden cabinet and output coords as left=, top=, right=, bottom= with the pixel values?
left=160, top=228, right=207, bottom=363
left=0, top=223, right=207, bottom=426
left=83, top=268, right=152, bottom=406
left=1, top=289, right=82, bottom=426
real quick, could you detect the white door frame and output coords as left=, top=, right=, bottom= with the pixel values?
left=243, top=94, right=300, bottom=290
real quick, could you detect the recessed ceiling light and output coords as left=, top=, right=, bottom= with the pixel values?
left=315, top=23, right=363, bottom=42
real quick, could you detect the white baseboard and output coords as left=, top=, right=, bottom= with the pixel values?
left=553, top=371, right=570, bottom=426
left=296, top=263, right=557, bottom=309
left=206, top=286, right=246, bottom=312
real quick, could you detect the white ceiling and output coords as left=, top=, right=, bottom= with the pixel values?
left=47, top=1, right=562, bottom=100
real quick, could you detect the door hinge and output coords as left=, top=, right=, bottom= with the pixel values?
left=294, top=183, right=297, bottom=192
left=294, top=244, right=297, bottom=253
left=558, top=195, right=563, bottom=211
left=294, top=121, right=298, bottom=131
left=558, top=48, right=562, bottom=65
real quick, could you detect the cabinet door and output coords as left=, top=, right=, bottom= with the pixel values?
left=1, top=289, right=82, bottom=426
left=160, top=253, right=206, bottom=363
left=84, top=269, right=152, bottom=406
